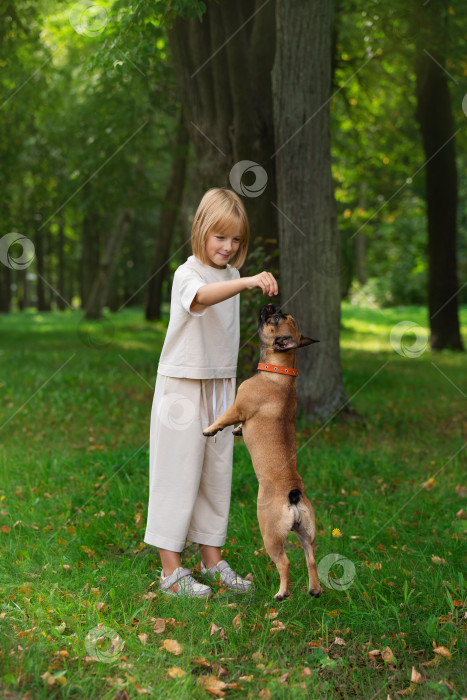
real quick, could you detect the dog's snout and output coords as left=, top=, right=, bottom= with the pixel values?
left=259, top=303, right=283, bottom=326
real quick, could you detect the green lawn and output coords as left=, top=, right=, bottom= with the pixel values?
left=0, top=303, right=465, bottom=699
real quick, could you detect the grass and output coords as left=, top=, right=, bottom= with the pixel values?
left=0, top=302, right=465, bottom=699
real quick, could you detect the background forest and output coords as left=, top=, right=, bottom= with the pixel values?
left=1, top=0, right=466, bottom=325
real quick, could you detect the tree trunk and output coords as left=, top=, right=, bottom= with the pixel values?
left=272, top=0, right=349, bottom=419
left=414, top=6, right=463, bottom=351
left=0, top=264, right=11, bottom=313
left=85, top=209, right=132, bottom=319
left=145, top=108, right=190, bottom=321
left=36, top=228, right=49, bottom=311
left=81, top=189, right=100, bottom=309
left=167, top=0, right=278, bottom=271
left=57, top=213, right=67, bottom=311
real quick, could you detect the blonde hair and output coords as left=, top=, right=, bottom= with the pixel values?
left=191, top=188, right=249, bottom=270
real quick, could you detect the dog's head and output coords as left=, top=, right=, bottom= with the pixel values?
left=257, top=304, right=318, bottom=352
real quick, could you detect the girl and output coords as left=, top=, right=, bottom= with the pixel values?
left=144, top=188, right=279, bottom=597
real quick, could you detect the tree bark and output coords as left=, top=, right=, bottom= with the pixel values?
left=56, top=213, right=67, bottom=310
left=414, top=4, right=463, bottom=350
left=272, top=0, right=349, bottom=419
left=85, top=209, right=132, bottom=319
left=81, top=186, right=100, bottom=309
left=167, top=0, right=278, bottom=271
left=145, top=108, right=190, bottom=321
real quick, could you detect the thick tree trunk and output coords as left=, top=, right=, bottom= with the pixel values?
left=85, top=209, right=132, bottom=319
left=145, top=108, right=189, bottom=321
left=167, top=0, right=278, bottom=272
left=272, top=0, right=349, bottom=419
left=415, top=44, right=463, bottom=350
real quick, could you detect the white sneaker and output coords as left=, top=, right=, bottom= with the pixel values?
left=201, top=560, right=253, bottom=592
left=159, top=567, right=213, bottom=598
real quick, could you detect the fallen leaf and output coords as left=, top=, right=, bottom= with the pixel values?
left=270, top=620, right=286, bottom=633
left=232, top=614, right=241, bottom=629
left=134, top=683, right=150, bottom=694
left=382, top=646, right=397, bottom=665
left=168, top=666, right=185, bottom=678
left=197, top=676, right=227, bottom=696
left=333, top=637, right=346, bottom=646
left=259, top=689, right=272, bottom=699
left=209, top=623, right=226, bottom=639
left=456, top=508, right=465, bottom=519
left=138, top=633, right=148, bottom=645
left=431, top=555, right=447, bottom=566
left=251, top=651, right=263, bottom=662
left=278, top=672, right=290, bottom=684
left=161, top=639, right=183, bottom=655
left=395, top=683, right=417, bottom=696
left=433, top=646, right=452, bottom=659
left=193, top=657, right=211, bottom=667
left=154, top=619, right=166, bottom=634
left=411, top=667, right=423, bottom=684
left=239, top=675, right=253, bottom=681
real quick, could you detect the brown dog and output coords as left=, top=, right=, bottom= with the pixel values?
left=203, top=303, right=322, bottom=601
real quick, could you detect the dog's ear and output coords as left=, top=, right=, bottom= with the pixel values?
left=273, top=337, right=298, bottom=351
left=298, top=335, right=319, bottom=348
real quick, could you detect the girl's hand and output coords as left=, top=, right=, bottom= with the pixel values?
left=246, top=271, right=279, bottom=296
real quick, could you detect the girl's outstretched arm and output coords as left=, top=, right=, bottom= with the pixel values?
left=191, top=272, right=278, bottom=312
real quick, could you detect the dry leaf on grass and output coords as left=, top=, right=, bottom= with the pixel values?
left=431, top=555, right=447, bottom=565
left=153, top=619, right=166, bottom=634
left=258, top=689, right=272, bottom=699
left=232, top=614, right=242, bottom=629
left=134, top=683, right=150, bottom=694
left=193, top=657, right=211, bottom=667
left=410, top=667, right=423, bottom=683
left=168, top=666, right=185, bottom=679
left=138, top=633, right=148, bottom=645
left=251, top=651, right=263, bottom=662
left=433, top=645, right=452, bottom=659
left=210, top=623, right=226, bottom=639
left=394, top=682, right=417, bottom=696
left=382, top=646, right=397, bottom=665
left=239, top=675, right=253, bottom=681
left=269, top=620, right=286, bottom=633
left=333, top=637, right=346, bottom=646
left=197, top=676, right=227, bottom=696
left=161, top=639, right=183, bottom=655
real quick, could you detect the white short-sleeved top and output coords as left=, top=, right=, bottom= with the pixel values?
left=157, top=255, right=241, bottom=379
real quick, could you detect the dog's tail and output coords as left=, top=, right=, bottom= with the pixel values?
left=288, top=488, right=302, bottom=505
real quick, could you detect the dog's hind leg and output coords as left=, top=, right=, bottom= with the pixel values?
left=294, top=501, right=322, bottom=598
left=258, top=511, right=291, bottom=601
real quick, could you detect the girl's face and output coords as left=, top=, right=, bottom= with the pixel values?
left=205, top=221, right=242, bottom=269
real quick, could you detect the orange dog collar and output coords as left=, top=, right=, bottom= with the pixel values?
left=257, top=362, right=298, bottom=377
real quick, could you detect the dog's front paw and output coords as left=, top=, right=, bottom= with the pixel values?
left=203, top=425, right=223, bottom=437
left=232, top=424, right=243, bottom=436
